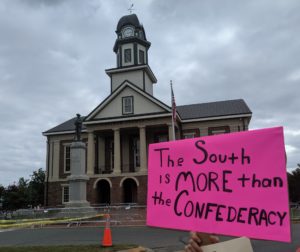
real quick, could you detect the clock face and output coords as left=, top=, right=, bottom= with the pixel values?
left=122, top=27, right=134, bottom=38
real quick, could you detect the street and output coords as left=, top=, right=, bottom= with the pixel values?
left=0, top=224, right=299, bottom=251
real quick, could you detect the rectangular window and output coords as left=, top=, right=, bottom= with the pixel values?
left=139, top=50, right=145, bottom=64
left=62, top=186, right=69, bottom=203
left=183, top=133, right=195, bottom=139
left=211, top=130, right=226, bottom=135
left=124, top=48, right=131, bottom=63
left=122, top=96, right=134, bottom=114
left=208, top=126, right=230, bottom=136
left=158, top=135, right=168, bottom=142
left=64, top=145, right=71, bottom=173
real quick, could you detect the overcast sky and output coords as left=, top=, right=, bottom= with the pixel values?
left=0, top=0, right=299, bottom=186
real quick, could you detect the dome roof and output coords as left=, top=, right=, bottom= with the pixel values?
left=116, top=14, right=141, bottom=32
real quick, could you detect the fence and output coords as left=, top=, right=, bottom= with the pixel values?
left=2, top=205, right=298, bottom=229
left=291, top=207, right=300, bottom=220
left=0, top=204, right=146, bottom=228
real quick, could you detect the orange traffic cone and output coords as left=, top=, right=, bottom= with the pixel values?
left=102, top=214, right=112, bottom=247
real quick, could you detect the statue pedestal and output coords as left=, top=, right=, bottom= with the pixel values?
left=66, top=141, right=90, bottom=207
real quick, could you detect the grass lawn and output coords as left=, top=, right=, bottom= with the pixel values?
left=0, top=244, right=137, bottom=252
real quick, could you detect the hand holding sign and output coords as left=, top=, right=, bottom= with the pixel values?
left=184, top=232, right=220, bottom=252
left=147, top=127, right=291, bottom=242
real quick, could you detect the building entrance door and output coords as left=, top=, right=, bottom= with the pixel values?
left=96, top=180, right=111, bottom=204
left=123, top=178, right=137, bottom=203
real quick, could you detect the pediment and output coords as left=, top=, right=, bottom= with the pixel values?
left=85, top=81, right=170, bottom=122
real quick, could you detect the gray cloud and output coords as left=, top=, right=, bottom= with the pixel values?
left=0, top=0, right=299, bottom=185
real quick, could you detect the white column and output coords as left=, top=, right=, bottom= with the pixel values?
left=113, top=128, right=121, bottom=174
left=139, top=126, right=147, bottom=172
left=87, top=131, right=95, bottom=175
left=168, top=124, right=175, bottom=141
left=47, top=140, right=53, bottom=180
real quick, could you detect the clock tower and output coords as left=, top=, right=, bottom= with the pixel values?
left=105, top=14, right=157, bottom=95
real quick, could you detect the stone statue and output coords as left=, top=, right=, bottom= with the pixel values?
left=74, top=113, right=82, bottom=141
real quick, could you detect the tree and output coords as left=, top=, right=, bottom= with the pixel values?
left=2, top=181, right=28, bottom=211
left=1, top=168, right=45, bottom=211
left=28, top=168, right=45, bottom=207
left=0, top=184, right=4, bottom=208
left=288, top=164, right=300, bottom=202
left=0, top=184, right=4, bottom=195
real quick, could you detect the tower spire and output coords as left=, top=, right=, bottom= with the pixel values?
left=128, top=4, right=134, bottom=14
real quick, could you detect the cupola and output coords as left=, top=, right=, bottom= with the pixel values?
left=113, top=14, right=151, bottom=68
left=106, top=14, right=157, bottom=95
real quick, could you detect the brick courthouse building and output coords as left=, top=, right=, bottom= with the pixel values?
left=43, top=14, right=252, bottom=207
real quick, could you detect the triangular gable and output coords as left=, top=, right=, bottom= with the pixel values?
left=85, top=80, right=171, bottom=122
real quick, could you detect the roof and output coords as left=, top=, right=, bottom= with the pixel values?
left=105, top=65, right=156, bottom=83
left=43, top=99, right=251, bottom=135
left=43, top=116, right=86, bottom=135
left=116, top=14, right=141, bottom=32
left=177, top=99, right=252, bottom=120
left=113, top=14, right=149, bottom=52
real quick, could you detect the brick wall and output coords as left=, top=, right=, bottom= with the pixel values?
left=46, top=175, right=148, bottom=207
left=137, top=175, right=147, bottom=204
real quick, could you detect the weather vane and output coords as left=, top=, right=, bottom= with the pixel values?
left=128, top=4, right=134, bottom=14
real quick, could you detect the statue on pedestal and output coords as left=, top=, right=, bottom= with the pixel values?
left=67, top=113, right=90, bottom=207
left=74, top=113, right=82, bottom=141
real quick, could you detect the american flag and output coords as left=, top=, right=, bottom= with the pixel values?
left=171, top=81, right=176, bottom=123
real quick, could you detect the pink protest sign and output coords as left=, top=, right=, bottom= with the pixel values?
left=147, top=127, right=291, bottom=242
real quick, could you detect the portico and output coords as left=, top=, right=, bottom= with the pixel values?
left=85, top=117, right=178, bottom=177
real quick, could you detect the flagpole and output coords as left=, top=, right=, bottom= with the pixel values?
left=172, top=117, right=175, bottom=140
left=170, top=80, right=176, bottom=141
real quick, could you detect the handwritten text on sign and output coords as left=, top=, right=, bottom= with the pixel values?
left=147, top=127, right=291, bottom=242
